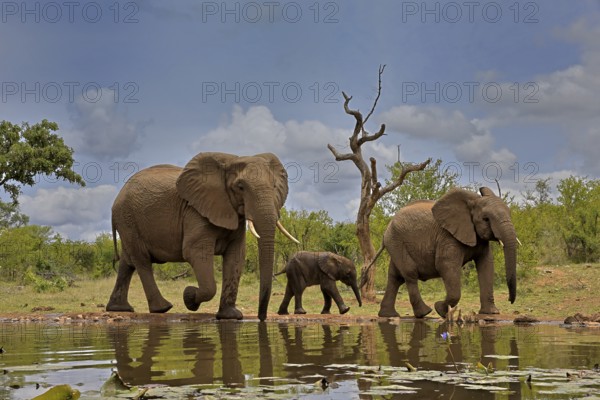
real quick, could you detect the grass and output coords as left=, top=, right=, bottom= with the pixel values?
left=0, top=264, right=598, bottom=320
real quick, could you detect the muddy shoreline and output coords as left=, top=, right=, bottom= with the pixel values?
left=0, top=311, right=596, bottom=326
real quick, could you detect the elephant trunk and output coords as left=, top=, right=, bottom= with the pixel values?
left=248, top=195, right=278, bottom=322
left=496, top=221, right=517, bottom=304
left=351, top=281, right=362, bottom=307
left=257, top=232, right=275, bottom=321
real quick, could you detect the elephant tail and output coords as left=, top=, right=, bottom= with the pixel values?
left=112, top=217, right=120, bottom=271
left=359, top=243, right=385, bottom=288
left=273, top=265, right=287, bottom=277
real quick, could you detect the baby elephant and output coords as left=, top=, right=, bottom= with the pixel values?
left=276, top=251, right=362, bottom=315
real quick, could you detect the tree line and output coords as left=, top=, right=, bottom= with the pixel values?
left=2, top=158, right=599, bottom=292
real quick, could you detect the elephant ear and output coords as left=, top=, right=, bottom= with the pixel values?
left=254, top=153, right=288, bottom=211
left=432, top=188, right=479, bottom=247
left=479, top=186, right=497, bottom=197
left=317, top=253, right=337, bottom=281
left=176, top=152, right=239, bottom=230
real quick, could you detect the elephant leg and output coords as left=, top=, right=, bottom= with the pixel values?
left=379, top=259, right=409, bottom=318
left=406, top=277, right=432, bottom=318
left=475, top=249, right=499, bottom=314
left=217, top=234, right=245, bottom=320
left=435, top=266, right=462, bottom=318
left=277, top=283, right=293, bottom=315
left=320, top=287, right=332, bottom=314
left=378, top=260, right=431, bottom=318
left=323, top=281, right=349, bottom=314
left=183, top=242, right=217, bottom=312
left=293, top=289, right=306, bottom=314
left=135, top=257, right=173, bottom=313
left=290, top=275, right=307, bottom=314
left=106, top=255, right=136, bottom=312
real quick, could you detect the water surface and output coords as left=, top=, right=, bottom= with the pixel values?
left=1, top=319, right=599, bottom=398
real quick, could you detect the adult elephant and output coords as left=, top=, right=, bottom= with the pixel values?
left=106, top=152, right=298, bottom=321
left=375, top=187, right=518, bottom=319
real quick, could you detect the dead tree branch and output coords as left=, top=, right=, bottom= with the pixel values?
left=327, top=65, right=431, bottom=300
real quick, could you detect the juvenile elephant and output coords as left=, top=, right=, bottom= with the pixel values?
left=106, top=152, right=298, bottom=321
left=375, top=187, right=518, bottom=319
left=276, top=251, right=362, bottom=315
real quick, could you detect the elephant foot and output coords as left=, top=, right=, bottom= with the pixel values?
left=320, top=309, right=331, bottom=315
left=378, top=308, right=400, bottom=318
left=106, top=301, right=135, bottom=313
left=216, top=306, right=243, bottom=320
left=183, top=286, right=201, bottom=311
left=339, top=305, right=350, bottom=315
left=149, top=300, right=173, bottom=314
left=434, top=301, right=451, bottom=318
left=294, top=308, right=307, bottom=314
left=479, top=304, right=500, bottom=315
left=277, top=309, right=289, bottom=315
left=414, top=303, right=433, bottom=319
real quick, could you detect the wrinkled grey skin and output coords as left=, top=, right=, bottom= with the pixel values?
left=276, top=251, right=362, bottom=315
left=106, top=152, right=289, bottom=321
left=377, top=187, right=517, bottom=319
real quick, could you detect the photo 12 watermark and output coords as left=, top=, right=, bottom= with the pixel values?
left=200, top=1, right=340, bottom=23
left=401, top=81, right=539, bottom=104
left=1, top=1, right=140, bottom=23
left=401, top=1, right=539, bottom=24
left=1, top=81, right=139, bottom=103
left=35, top=161, right=140, bottom=185
left=201, top=81, right=339, bottom=104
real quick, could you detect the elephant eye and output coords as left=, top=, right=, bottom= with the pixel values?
left=236, top=182, right=245, bottom=191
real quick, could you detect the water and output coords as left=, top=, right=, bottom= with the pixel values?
left=1, top=320, right=599, bottom=399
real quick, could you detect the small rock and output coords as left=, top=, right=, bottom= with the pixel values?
left=30, top=306, right=55, bottom=312
left=514, top=315, right=539, bottom=324
left=80, top=303, right=86, bottom=306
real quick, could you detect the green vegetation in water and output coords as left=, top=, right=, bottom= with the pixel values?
left=22, top=364, right=600, bottom=399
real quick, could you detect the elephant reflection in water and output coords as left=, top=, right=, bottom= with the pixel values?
left=277, top=323, right=363, bottom=381
left=107, top=322, right=252, bottom=386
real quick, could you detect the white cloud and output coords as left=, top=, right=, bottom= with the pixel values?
left=477, top=17, right=600, bottom=174
left=380, top=105, right=517, bottom=167
left=66, top=88, right=145, bottom=161
left=193, top=105, right=350, bottom=162
left=20, top=185, right=118, bottom=241
left=192, top=105, right=404, bottom=220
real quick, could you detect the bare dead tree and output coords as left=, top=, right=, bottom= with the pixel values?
left=327, top=65, right=431, bottom=300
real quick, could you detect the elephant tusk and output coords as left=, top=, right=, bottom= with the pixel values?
left=498, top=240, right=504, bottom=248
left=277, top=220, right=300, bottom=244
left=517, top=237, right=522, bottom=246
left=247, top=220, right=260, bottom=239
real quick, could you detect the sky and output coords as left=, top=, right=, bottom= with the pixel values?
left=1, top=0, right=600, bottom=241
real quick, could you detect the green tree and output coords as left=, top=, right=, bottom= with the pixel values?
left=556, top=176, right=600, bottom=262
left=522, top=177, right=552, bottom=207
left=0, top=119, right=85, bottom=203
left=323, top=222, right=359, bottom=261
left=0, top=224, right=53, bottom=281
left=380, top=158, right=459, bottom=216
left=0, top=200, right=29, bottom=228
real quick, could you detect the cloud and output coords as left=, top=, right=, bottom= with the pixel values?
left=193, top=105, right=403, bottom=219
left=476, top=17, right=600, bottom=174
left=66, top=88, right=145, bottom=161
left=380, top=105, right=517, bottom=167
left=20, top=185, right=117, bottom=241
